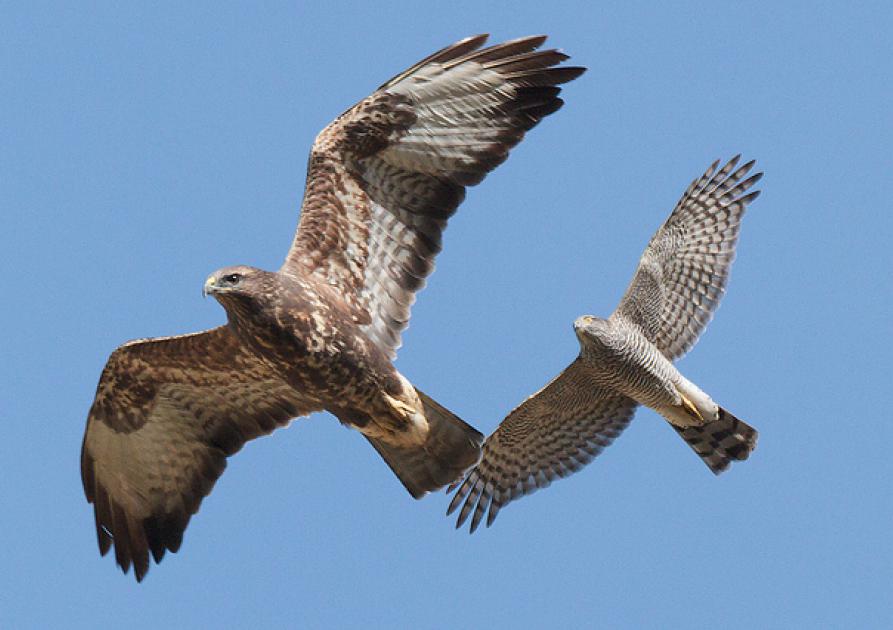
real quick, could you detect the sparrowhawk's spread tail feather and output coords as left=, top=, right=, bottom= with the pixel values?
left=366, top=389, right=483, bottom=498
left=673, top=406, right=757, bottom=474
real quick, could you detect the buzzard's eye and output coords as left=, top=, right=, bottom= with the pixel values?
left=223, top=273, right=241, bottom=285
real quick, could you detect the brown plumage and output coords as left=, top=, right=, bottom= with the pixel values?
left=81, top=34, right=584, bottom=580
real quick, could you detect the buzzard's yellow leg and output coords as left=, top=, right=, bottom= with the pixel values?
left=384, top=393, right=416, bottom=420
left=375, top=391, right=427, bottom=446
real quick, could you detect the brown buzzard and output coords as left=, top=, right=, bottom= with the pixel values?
left=448, top=156, right=761, bottom=532
left=81, top=34, right=584, bottom=580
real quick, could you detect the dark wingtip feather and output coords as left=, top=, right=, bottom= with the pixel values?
left=517, top=34, right=549, bottom=46
left=486, top=499, right=502, bottom=527
left=446, top=481, right=467, bottom=516
left=723, top=154, right=741, bottom=171
left=457, top=486, right=480, bottom=528
left=485, top=49, right=571, bottom=73
left=739, top=190, right=761, bottom=204
left=469, top=489, right=490, bottom=533
left=97, top=523, right=112, bottom=557
left=742, top=172, right=764, bottom=189
left=111, top=503, right=133, bottom=575
left=449, top=34, right=550, bottom=68
left=437, top=33, right=491, bottom=56
left=378, top=33, right=490, bottom=89
left=446, top=471, right=503, bottom=534
left=133, top=560, right=148, bottom=582
left=144, top=516, right=168, bottom=564
left=556, top=66, right=587, bottom=83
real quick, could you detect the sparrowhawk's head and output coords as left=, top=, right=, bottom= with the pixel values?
left=574, top=314, right=611, bottom=343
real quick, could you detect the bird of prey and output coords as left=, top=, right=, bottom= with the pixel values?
left=81, top=34, right=584, bottom=580
left=448, top=156, right=761, bottom=532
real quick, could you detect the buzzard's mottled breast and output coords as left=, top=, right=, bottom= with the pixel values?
left=218, top=272, right=401, bottom=402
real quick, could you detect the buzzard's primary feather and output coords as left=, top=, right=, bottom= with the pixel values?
left=282, top=34, right=584, bottom=358
left=449, top=157, right=761, bottom=532
left=82, top=34, right=584, bottom=580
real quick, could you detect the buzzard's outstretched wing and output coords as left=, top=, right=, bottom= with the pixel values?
left=81, top=327, right=318, bottom=581
left=282, top=34, right=584, bottom=358
left=447, top=359, right=637, bottom=532
left=612, top=156, right=762, bottom=360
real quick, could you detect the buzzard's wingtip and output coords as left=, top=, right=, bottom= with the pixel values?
left=464, top=33, right=490, bottom=47
left=519, top=34, right=549, bottom=48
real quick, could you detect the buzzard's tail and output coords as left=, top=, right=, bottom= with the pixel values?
left=673, top=406, right=758, bottom=474
left=366, top=390, right=483, bottom=499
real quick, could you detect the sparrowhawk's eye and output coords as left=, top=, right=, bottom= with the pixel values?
left=223, top=273, right=241, bottom=285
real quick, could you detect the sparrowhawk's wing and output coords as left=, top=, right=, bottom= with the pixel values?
left=612, top=156, right=762, bottom=360
left=447, top=359, right=638, bottom=532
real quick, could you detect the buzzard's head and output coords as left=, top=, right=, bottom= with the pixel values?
left=203, top=265, right=268, bottom=303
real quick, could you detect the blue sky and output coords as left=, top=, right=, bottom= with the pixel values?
left=3, top=2, right=892, bottom=628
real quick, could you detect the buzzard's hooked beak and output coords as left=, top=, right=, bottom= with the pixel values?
left=203, top=275, right=216, bottom=298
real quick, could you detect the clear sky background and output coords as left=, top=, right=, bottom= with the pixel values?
left=3, top=2, right=892, bottom=628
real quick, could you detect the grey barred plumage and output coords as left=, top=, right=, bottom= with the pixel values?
left=81, top=34, right=584, bottom=580
left=448, top=156, right=761, bottom=532
left=614, top=156, right=761, bottom=360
